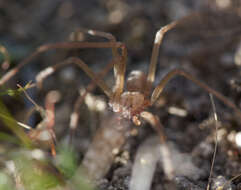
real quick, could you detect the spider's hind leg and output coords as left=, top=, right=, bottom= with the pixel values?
left=151, top=68, right=241, bottom=117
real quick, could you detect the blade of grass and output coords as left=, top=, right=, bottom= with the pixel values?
left=0, top=98, right=32, bottom=147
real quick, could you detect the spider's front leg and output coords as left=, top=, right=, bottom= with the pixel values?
left=144, top=21, right=179, bottom=97
left=0, top=40, right=124, bottom=86
left=143, top=17, right=241, bottom=116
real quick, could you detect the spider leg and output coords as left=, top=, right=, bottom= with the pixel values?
left=73, top=28, right=119, bottom=57
left=35, top=57, right=117, bottom=144
left=151, top=68, right=241, bottom=117
left=36, top=56, right=113, bottom=97
left=145, top=21, right=178, bottom=96
left=69, top=59, right=114, bottom=143
left=66, top=29, right=127, bottom=142
left=35, top=56, right=115, bottom=146
left=75, top=28, right=128, bottom=99
left=0, top=41, right=123, bottom=86
left=69, top=28, right=128, bottom=102
left=140, top=111, right=174, bottom=180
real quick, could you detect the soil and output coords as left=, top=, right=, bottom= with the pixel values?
left=1, top=0, right=241, bottom=190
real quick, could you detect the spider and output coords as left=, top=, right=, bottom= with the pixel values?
left=1, top=15, right=241, bottom=180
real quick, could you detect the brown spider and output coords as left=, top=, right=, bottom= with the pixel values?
left=1, top=16, right=241, bottom=180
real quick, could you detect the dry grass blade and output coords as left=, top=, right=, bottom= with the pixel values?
left=206, top=94, right=219, bottom=190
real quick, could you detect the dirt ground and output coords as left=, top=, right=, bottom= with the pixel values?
left=1, top=0, right=241, bottom=190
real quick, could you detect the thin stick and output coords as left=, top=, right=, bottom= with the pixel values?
left=206, top=94, right=219, bottom=190
left=222, top=173, right=241, bottom=189
left=16, top=84, right=45, bottom=118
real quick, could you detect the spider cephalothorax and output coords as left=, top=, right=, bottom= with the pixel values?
left=108, top=70, right=151, bottom=125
